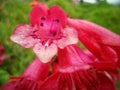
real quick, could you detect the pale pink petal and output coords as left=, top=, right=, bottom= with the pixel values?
left=10, top=24, right=37, bottom=48
left=57, top=27, right=78, bottom=49
left=33, top=43, right=57, bottom=63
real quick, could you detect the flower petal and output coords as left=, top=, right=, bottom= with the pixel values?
left=22, top=58, right=50, bottom=81
left=67, top=18, right=120, bottom=65
left=58, top=45, right=93, bottom=67
left=97, top=73, right=116, bottom=90
left=0, top=42, right=5, bottom=65
left=57, top=27, right=78, bottom=49
left=40, top=68, right=99, bottom=90
left=1, top=58, right=50, bottom=90
left=33, top=43, right=58, bottom=63
left=30, top=3, right=48, bottom=26
left=49, top=5, right=67, bottom=27
left=10, top=24, right=37, bottom=48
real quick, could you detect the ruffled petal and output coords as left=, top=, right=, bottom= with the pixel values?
left=33, top=43, right=58, bottom=63
left=67, top=18, right=120, bottom=66
left=57, top=27, right=78, bottom=49
left=10, top=24, right=37, bottom=48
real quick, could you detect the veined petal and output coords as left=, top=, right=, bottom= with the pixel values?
left=40, top=69, right=116, bottom=90
left=97, top=73, right=116, bottom=90
left=57, top=27, right=78, bottom=49
left=22, top=58, right=50, bottom=81
left=33, top=43, right=58, bottom=63
left=67, top=18, right=120, bottom=66
left=58, top=45, right=93, bottom=67
left=10, top=24, right=37, bottom=48
left=1, top=58, right=50, bottom=90
left=67, top=18, right=120, bottom=46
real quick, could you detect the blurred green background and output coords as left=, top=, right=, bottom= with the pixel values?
left=0, top=0, right=120, bottom=89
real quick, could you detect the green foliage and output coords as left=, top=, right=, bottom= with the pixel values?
left=0, top=0, right=120, bottom=88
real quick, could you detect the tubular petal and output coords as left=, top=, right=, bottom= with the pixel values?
left=40, top=69, right=100, bottom=90
left=67, top=18, right=120, bottom=66
left=22, top=58, right=50, bottom=80
left=1, top=58, right=50, bottom=90
left=58, top=45, right=93, bottom=67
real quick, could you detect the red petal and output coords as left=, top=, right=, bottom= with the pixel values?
left=97, top=73, right=116, bottom=90
left=22, top=58, right=50, bottom=81
left=0, top=42, right=5, bottom=65
left=58, top=44, right=93, bottom=67
left=49, top=5, right=67, bottom=27
left=40, top=69, right=99, bottom=90
left=30, top=4, right=48, bottom=26
left=2, top=58, right=50, bottom=90
left=67, top=18, right=120, bottom=66
left=1, top=81, right=15, bottom=90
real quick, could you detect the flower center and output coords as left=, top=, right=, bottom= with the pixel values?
left=31, top=21, right=64, bottom=46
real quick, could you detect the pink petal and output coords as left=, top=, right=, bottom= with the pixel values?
left=1, top=82, right=15, bottom=90
left=10, top=24, right=37, bottom=48
left=58, top=45, right=93, bottom=67
left=22, top=58, right=50, bottom=81
left=57, top=27, right=78, bottom=49
left=40, top=72, right=60, bottom=90
left=67, top=18, right=120, bottom=65
left=1, top=58, right=50, bottom=90
left=0, top=43, right=5, bottom=65
left=30, top=3, right=48, bottom=26
left=40, top=69, right=116, bottom=90
left=33, top=43, right=58, bottom=63
left=49, top=5, right=67, bottom=27
left=67, top=18, right=120, bottom=46
left=40, top=69, right=99, bottom=90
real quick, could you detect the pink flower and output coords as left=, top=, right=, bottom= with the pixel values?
left=10, top=4, right=78, bottom=63
left=9, top=3, right=120, bottom=90
left=40, top=45, right=116, bottom=90
left=1, top=58, right=50, bottom=90
left=0, top=41, right=5, bottom=65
